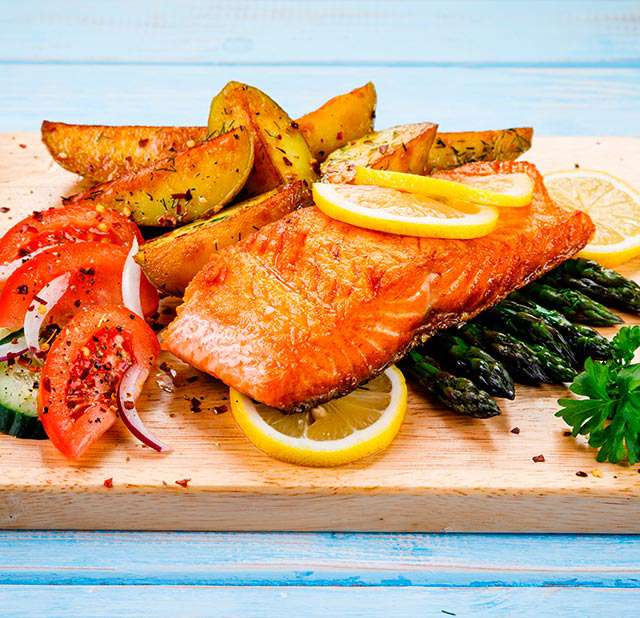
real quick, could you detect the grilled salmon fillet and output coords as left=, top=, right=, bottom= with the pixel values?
left=163, top=161, right=594, bottom=411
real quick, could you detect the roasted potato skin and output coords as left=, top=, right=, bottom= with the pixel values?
left=137, top=181, right=313, bottom=294
left=64, top=127, right=254, bottom=227
left=320, top=123, right=438, bottom=184
left=41, top=121, right=208, bottom=182
left=41, top=83, right=376, bottom=182
left=208, top=82, right=316, bottom=195
left=429, top=127, right=533, bottom=170
left=297, top=82, right=377, bottom=162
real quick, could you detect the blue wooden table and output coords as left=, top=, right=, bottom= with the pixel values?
left=1, top=1, right=640, bottom=615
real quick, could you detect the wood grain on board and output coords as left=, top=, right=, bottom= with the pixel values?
left=0, top=132, right=639, bottom=532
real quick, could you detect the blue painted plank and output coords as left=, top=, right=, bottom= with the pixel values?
left=1, top=532, right=639, bottom=587
left=0, top=3, right=638, bottom=600
left=1, top=0, right=639, bottom=66
left=2, top=64, right=639, bottom=135
left=1, top=585, right=639, bottom=618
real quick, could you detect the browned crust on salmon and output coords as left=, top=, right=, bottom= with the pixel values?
left=164, top=161, right=594, bottom=411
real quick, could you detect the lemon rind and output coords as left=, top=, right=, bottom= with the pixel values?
left=229, top=366, right=407, bottom=467
left=313, top=183, right=498, bottom=239
left=545, top=169, right=640, bottom=267
left=354, top=166, right=534, bottom=208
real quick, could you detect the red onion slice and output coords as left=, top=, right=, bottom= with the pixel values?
left=121, top=238, right=143, bottom=317
left=118, top=364, right=172, bottom=453
left=0, top=333, right=27, bottom=362
left=23, top=272, right=71, bottom=352
left=0, top=245, right=56, bottom=280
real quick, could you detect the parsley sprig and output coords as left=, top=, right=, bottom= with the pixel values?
left=557, top=325, right=640, bottom=465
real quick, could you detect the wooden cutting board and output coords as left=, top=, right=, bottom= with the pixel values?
left=1, top=133, right=639, bottom=533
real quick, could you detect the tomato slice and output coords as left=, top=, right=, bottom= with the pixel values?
left=38, top=305, right=160, bottom=458
left=0, top=241, right=159, bottom=331
left=0, top=204, right=141, bottom=265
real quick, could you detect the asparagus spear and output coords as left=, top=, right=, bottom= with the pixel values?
left=459, top=321, right=575, bottom=384
left=426, top=332, right=515, bottom=399
left=457, top=322, right=549, bottom=385
left=545, top=258, right=640, bottom=314
left=555, top=258, right=636, bottom=288
left=525, top=341, right=577, bottom=383
left=482, top=301, right=577, bottom=368
left=508, top=293, right=612, bottom=361
left=523, top=281, right=622, bottom=326
left=401, top=350, right=500, bottom=418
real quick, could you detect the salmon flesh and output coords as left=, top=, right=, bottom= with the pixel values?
left=163, top=161, right=594, bottom=411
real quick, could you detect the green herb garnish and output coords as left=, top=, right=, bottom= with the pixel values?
left=556, top=325, right=640, bottom=464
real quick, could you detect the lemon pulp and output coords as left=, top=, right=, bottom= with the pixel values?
left=354, top=167, right=534, bottom=208
left=313, top=182, right=498, bottom=239
left=545, top=170, right=640, bottom=267
left=230, top=366, right=407, bottom=467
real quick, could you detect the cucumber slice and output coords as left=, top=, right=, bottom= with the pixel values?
left=0, top=405, right=47, bottom=439
left=0, top=361, right=47, bottom=440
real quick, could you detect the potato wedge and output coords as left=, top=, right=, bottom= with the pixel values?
left=64, top=127, right=254, bottom=227
left=429, top=127, right=533, bottom=170
left=321, top=123, right=438, bottom=184
left=137, top=181, right=313, bottom=294
left=208, top=82, right=316, bottom=195
left=41, top=121, right=208, bottom=183
left=41, top=83, right=376, bottom=182
left=297, top=82, right=377, bottom=162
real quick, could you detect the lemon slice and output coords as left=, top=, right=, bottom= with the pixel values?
left=545, top=170, right=640, bottom=267
left=313, top=183, right=498, bottom=238
left=355, top=167, right=534, bottom=208
left=229, top=366, right=407, bottom=467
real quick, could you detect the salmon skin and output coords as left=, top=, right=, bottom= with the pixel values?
left=163, top=161, right=594, bottom=411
